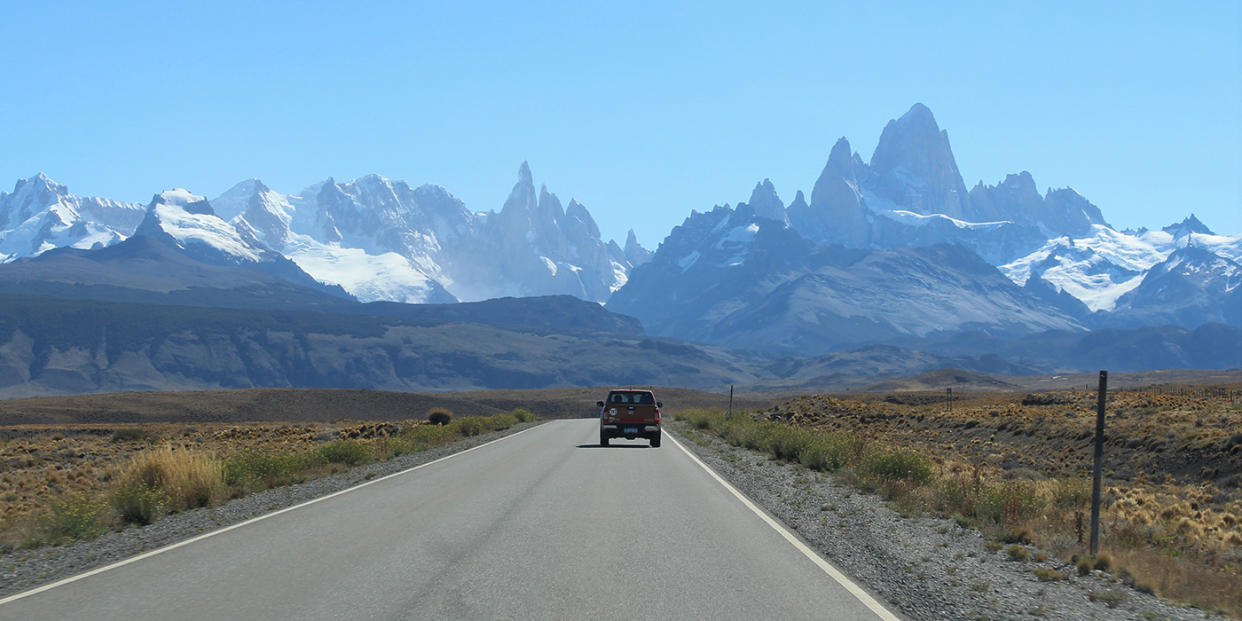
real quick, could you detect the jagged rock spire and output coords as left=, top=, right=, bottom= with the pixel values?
left=747, top=178, right=787, bottom=223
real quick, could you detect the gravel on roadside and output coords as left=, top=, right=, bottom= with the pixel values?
left=0, top=420, right=543, bottom=599
left=668, top=423, right=1226, bottom=621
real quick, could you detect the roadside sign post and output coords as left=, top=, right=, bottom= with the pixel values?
left=946, top=387, right=952, bottom=413
left=728, top=384, right=734, bottom=419
left=1089, top=370, right=1108, bottom=556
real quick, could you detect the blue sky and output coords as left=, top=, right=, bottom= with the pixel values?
left=2, top=1, right=1238, bottom=247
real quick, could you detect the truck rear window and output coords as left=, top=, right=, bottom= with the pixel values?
left=608, top=392, right=654, bottom=404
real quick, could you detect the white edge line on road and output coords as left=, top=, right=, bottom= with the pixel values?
left=0, top=421, right=549, bottom=606
left=668, top=431, right=902, bottom=621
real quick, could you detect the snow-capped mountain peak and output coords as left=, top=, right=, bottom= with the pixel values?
left=1163, top=214, right=1215, bottom=238
left=0, top=174, right=145, bottom=262
left=1111, top=246, right=1242, bottom=327
left=153, top=188, right=213, bottom=215
left=137, top=189, right=265, bottom=262
left=212, top=179, right=296, bottom=248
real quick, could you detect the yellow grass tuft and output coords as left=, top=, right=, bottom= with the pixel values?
left=682, top=386, right=1242, bottom=617
left=117, top=446, right=224, bottom=513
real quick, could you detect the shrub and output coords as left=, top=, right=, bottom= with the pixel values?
left=223, top=451, right=329, bottom=489
left=1006, top=544, right=1031, bottom=561
left=935, top=475, right=979, bottom=517
left=1032, top=568, right=1067, bottom=581
left=486, top=413, right=519, bottom=432
left=402, top=423, right=452, bottom=448
left=1000, top=526, right=1034, bottom=544
left=111, top=481, right=167, bottom=525
left=387, top=437, right=413, bottom=457
left=1077, top=557, right=1093, bottom=576
left=110, top=428, right=155, bottom=443
left=112, top=446, right=223, bottom=518
left=1088, top=590, right=1123, bottom=608
left=978, top=481, right=1042, bottom=526
left=511, top=409, right=536, bottom=423
left=1092, top=552, right=1112, bottom=573
left=1051, top=478, right=1092, bottom=510
left=427, top=408, right=453, bottom=426
left=46, top=494, right=108, bottom=541
left=861, top=450, right=933, bottom=486
left=681, top=409, right=719, bottom=429
left=318, top=440, right=371, bottom=466
left=453, top=417, right=486, bottom=437
left=796, top=435, right=851, bottom=472
left=766, top=425, right=808, bottom=461
left=722, top=420, right=765, bottom=451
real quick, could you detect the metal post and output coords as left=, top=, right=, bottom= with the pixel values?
left=946, top=387, right=952, bottom=413
left=1089, top=370, right=1107, bottom=556
left=728, top=384, right=734, bottom=419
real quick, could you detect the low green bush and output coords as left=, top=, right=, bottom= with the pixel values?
left=1050, top=477, right=1092, bottom=510
left=678, top=408, right=868, bottom=476
left=486, top=413, right=519, bottom=432
left=402, top=423, right=452, bottom=448
left=860, top=450, right=934, bottom=486
left=796, top=433, right=854, bottom=472
left=111, top=481, right=168, bottom=525
left=765, top=424, right=808, bottom=461
left=677, top=408, right=724, bottom=430
left=452, top=417, right=487, bottom=437
left=511, top=409, right=536, bottom=423
left=1088, top=590, right=1123, bottom=608
left=978, top=480, right=1043, bottom=526
left=110, top=428, right=156, bottom=443
left=934, top=475, right=979, bottom=517
left=387, top=437, right=413, bottom=457
left=1006, top=544, right=1031, bottom=561
left=46, top=494, right=108, bottom=541
left=318, top=440, right=372, bottom=466
left=223, top=451, right=329, bottom=489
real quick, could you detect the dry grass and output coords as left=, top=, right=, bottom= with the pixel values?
left=0, top=411, right=536, bottom=551
left=0, top=386, right=774, bottom=426
left=686, top=383, right=1242, bottom=617
left=116, top=446, right=224, bottom=513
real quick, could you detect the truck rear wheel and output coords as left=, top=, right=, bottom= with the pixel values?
left=600, top=432, right=609, bottom=447
left=650, top=433, right=661, bottom=448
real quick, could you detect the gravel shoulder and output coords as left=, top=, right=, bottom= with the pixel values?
left=669, top=422, right=1226, bottom=621
left=0, top=420, right=543, bottom=599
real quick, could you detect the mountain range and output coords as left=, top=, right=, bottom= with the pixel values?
left=609, top=104, right=1240, bottom=351
left=0, top=164, right=650, bottom=305
left=1, top=291, right=1234, bottom=398
left=0, top=103, right=1238, bottom=398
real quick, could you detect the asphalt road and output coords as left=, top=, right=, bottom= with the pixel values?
left=1, top=419, right=897, bottom=620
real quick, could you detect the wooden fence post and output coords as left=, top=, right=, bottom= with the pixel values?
left=1090, top=370, right=1108, bottom=556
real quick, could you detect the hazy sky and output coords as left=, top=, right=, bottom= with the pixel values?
left=2, top=1, right=1238, bottom=247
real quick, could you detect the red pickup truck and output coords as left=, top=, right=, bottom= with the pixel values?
left=597, top=389, right=662, bottom=447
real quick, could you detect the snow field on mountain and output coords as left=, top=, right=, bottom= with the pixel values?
left=284, top=238, right=445, bottom=303
left=151, top=202, right=263, bottom=262
left=1000, top=224, right=1242, bottom=312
